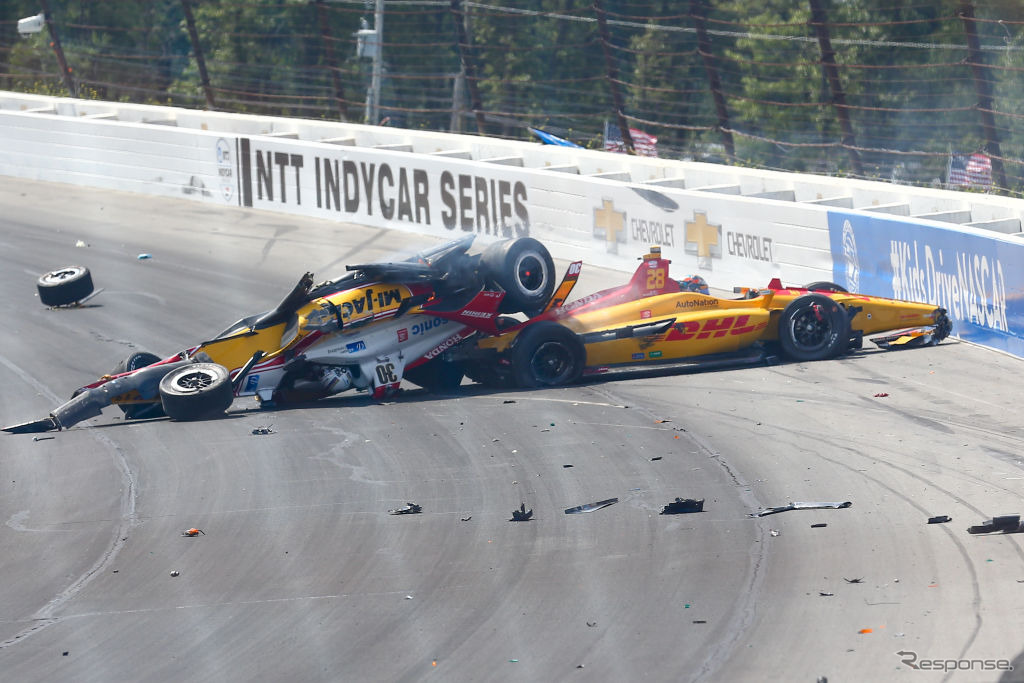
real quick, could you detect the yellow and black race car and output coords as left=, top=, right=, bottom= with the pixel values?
left=456, top=246, right=952, bottom=388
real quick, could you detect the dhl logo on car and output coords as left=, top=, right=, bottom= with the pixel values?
left=664, top=314, right=769, bottom=341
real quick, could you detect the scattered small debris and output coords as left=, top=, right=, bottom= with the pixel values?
left=75, top=239, right=88, bottom=247
left=650, top=456, right=663, bottom=461
left=181, top=528, right=205, bottom=537
left=389, top=503, right=422, bottom=515
left=770, top=529, right=780, bottom=537
left=63, top=651, right=69, bottom=656
left=660, top=498, right=704, bottom=515
left=655, top=419, right=671, bottom=424
left=503, top=400, right=516, bottom=404
left=508, top=659, right=518, bottom=663
left=460, top=516, right=472, bottom=522
left=811, top=523, right=828, bottom=528
left=565, top=497, right=618, bottom=515
left=750, top=501, right=852, bottom=517
left=170, top=570, right=180, bottom=577
left=405, top=595, right=413, bottom=600
left=577, top=664, right=584, bottom=669
left=33, top=436, right=55, bottom=442
left=511, top=503, right=533, bottom=521
left=927, top=515, right=951, bottom=524
left=858, top=628, right=873, bottom=634
left=819, top=592, right=834, bottom=597
left=586, top=621, right=597, bottom=627
left=137, top=253, right=152, bottom=260
left=251, top=425, right=275, bottom=435
left=968, top=514, right=1023, bottom=534
left=873, top=392, right=889, bottom=398
left=843, top=577, right=864, bottom=584
left=563, top=464, right=574, bottom=468
left=692, top=620, right=707, bottom=624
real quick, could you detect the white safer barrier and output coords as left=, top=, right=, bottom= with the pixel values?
left=1, top=91, right=1022, bottom=358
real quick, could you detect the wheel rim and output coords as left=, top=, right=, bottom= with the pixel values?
left=514, top=252, right=546, bottom=295
left=789, top=305, right=831, bottom=351
left=175, top=370, right=217, bottom=392
left=530, top=341, right=573, bottom=384
left=43, top=267, right=83, bottom=284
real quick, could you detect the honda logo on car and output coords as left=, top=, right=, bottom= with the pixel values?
left=423, top=332, right=466, bottom=360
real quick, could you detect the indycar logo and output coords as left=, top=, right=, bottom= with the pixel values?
left=664, top=315, right=767, bottom=341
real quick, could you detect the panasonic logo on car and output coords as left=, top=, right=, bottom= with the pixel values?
left=411, top=318, right=448, bottom=336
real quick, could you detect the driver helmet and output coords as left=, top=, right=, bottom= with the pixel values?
left=679, top=274, right=709, bottom=295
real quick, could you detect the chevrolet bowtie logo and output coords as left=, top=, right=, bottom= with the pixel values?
left=593, top=199, right=626, bottom=253
left=684, top=212, right=720, bottom=264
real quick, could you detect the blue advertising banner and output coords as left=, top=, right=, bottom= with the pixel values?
left=827, top=211, right=1024, bottom=358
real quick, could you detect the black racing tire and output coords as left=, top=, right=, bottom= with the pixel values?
left=404, top=358, right=465, bottom=393
left=158, top=363, right=234, bottom=421
left=111, top=351, right=166, bottom=420
left=803, top=281, right=847, bottom=293
left=481, top=238, right=555, bottom=316
left=511, top=321, right=585, bottom=388
left=37, top=266, right=94, bottom=306
left=932, top=308, right=952, bottom=343
left=778, top=293, right=851, bottom=362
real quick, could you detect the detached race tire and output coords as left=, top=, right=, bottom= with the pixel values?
left=404, top=358, right=465, bottom=393
left=778, top=293, right=850, bottom=362
left=111, top=351, right=166, bottom=420
left=37, top=266, right=94, bottom=306
left=481, top=238, right=555, bottom=315
left=159, top=363, right=234, bottom=421
left=512, top=321, right=585, bottom=388
left=803, top=281, right=847, bottom=293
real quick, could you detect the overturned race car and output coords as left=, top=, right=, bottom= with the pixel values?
left=4, top=235, right=556, bottom=433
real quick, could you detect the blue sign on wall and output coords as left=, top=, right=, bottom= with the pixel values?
left=827, top=211, right=1024, bottom=358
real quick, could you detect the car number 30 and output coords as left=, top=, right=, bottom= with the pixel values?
left=375, top=363, right=398, bottom=384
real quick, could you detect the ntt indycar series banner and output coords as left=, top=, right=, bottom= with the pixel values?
left=827, top=211, right=1024, bottom=358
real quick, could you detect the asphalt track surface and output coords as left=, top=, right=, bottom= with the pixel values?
left=1, top=176, right=1023, bottom=682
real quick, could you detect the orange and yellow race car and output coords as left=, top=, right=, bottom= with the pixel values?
left=456, top=246, right=952, bottom=388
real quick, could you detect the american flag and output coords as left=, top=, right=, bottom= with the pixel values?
left=947, top=152, right=992, bottom=189
left=604, top=122, right=658, bottom=157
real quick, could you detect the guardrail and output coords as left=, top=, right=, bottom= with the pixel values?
left=2, top=91, right=1021, bottom=358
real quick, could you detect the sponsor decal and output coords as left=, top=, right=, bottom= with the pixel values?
left=245, top=374, right=259, bottom=392
left=675, top=298, right=717, bottom=310
left=461, top=310, right=493, bottom=319
left=665, top=315, right=767, bottom=341
left=641, top=310, right=652, bottom=319
left=216, top=138, right=234, bottom=202
left=397, top=328, right=409, bottom=343
left=684, top=212, right=722, bottom=270
left=411, top=317, right=449, bottom=335
left=423, top=332, right=465, bottom=360
left=236, top=139, right=531, bottom=236
left=648, top=350, right=663, bottom=358
left=726, top=231, right=772, bottom=262
left=338, top=288, right=403, bottom=319
left=631, top=352, right=644, bottom=360
left=594, top=199, right=627, bottom=254
left=346, top=340, right=366, bottom=353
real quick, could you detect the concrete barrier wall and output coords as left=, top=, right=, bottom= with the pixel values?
left=2, top=91, right=1022, bottom=358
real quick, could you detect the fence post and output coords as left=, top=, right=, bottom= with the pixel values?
left=593, top=0, right=634, bottom=153
left=450, top=0, right=486, bottom=135
left=38, top=0, right=75, bottom=97
left=808, top=0, right=863, bottom=177
left=315, top=0, right=349, bottom=121
left=690, top=0, right=734, bottom=160
left=957, top=2, right=1007, bottom=191
left=181, top=0, right=216, bottom=110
